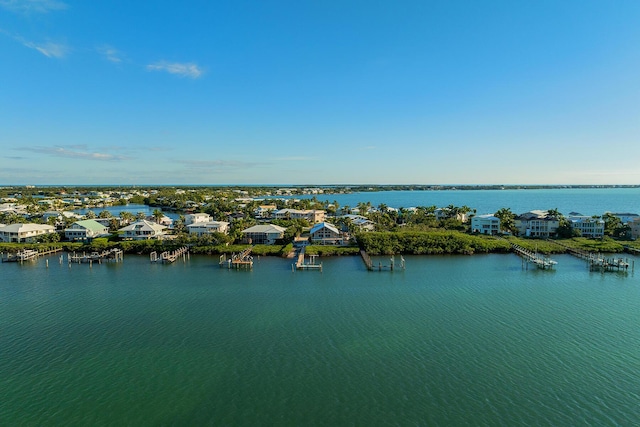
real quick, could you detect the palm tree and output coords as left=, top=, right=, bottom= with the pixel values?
left=152, top=209, right=164, bottom=224
left=119, top=211, right=135, bottom=224
left=546, top=208, right=562, bottom=219
left=494, top=207, right=516, bottom=234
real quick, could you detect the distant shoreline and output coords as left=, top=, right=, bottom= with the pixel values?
left=2, top=184, right=640, bottom=191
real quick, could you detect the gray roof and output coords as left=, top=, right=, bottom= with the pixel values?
left=0, top=223, right=55, bottom=233
left=310, top=222, right=340, bottom=235
left=242, top=224, right=286, bottom=234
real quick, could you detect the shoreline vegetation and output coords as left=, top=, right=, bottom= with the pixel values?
left=2, top=234, right=639, bottom=258
left=2, top=185, right=639, bottom=258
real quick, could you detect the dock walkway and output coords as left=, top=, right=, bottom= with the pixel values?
left=553, top=240, right=632, bottom=272
left=68, top=248, right=124, bottom=264
left=150, top=246, right=189, bottom=263
left=509, top=243, right=557, bottom=270
left=293, top=247, right=322, bottom=271
left=360, top=250, right=405, bottom=271
left=220, top=246, right=254, bottom=269
left=2, top=247, right=63, bottom=263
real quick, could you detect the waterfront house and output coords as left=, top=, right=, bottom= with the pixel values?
left=241, top=224, right=286, bottom=245
left=64, top=219, right=110, bottom=242
left=340, top=214, right=375, bottom=232
left=567, top=215, right=605, bottom=238
left=227, top=212, right=246, bottom=222
left=118, top=220, right=166, bottom=240
left=629, top=217, right=640, bottom=240
left=0, top=223, right=56, bottom=243
left=254, top=205, right=277, bottom=219
left=471, top=214, right=501, bottom=235
left=274, top=209, right=326, bottom=223
left=515, top=210, right=560, bottom=238
left=146, top=214, right=173, bottom=227
left=184, top=213, right=212, bottom=225
left=187, top=221, right=230, bottom=236
left=434, top=208, right=468, bottom=222
left=309, top=222, right=346, bottom=245
left=609, top=212, right=639, bottom=225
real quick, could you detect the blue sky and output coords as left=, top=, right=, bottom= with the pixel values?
left=1, top=0, right=639, bottom=185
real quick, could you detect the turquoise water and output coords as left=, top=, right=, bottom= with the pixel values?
left=2, top=253, right=640, bottom=425
left=286, top=187, right=640, bottom=216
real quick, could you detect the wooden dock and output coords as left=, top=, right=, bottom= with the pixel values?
left=220, top=246, right=254, bottom=269
left=293, top=247, right=322, bottom=271
left=150, top=246, right=189, bottom=263
left=588, top=256, right=632, bottom=272
left=2, top=247, right=63, bottom=263
left=360, top=250, right=405, bottom=271
left=509, top=243, right=557, bottom=270
left=68, top=249, right=124, bottom=264
left=553, top=241, right=633, bottom=272
left=624, top=246, right=640, bottom=256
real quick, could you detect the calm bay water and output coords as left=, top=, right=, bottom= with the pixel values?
left=2, top=253, right=640, bottom=425
left=291, top=187, right=640, bottom=215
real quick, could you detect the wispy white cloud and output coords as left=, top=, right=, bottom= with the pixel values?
left=20, top=38, right=68, bottom=58
left=17, top=145, right=131, bottom=161
left=147, top=61, right=204, bottom=79
left=0, top=0, right=67, bottom=14
left=0, top=29, right=68, bottom=58
left=97, top=44, right=123, bottom=63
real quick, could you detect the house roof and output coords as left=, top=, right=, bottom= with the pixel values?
left=310, top=222, right=340, bottom=235
left=517, top=210, right=556, bottom=220
left=67, top=219, right=109, bottom=233
left=118, top=220, right=166, bottom=233
left=474, top=214, right=499, bottom=220
left=187, top=221, right=229, bottom=229
left=242, top=224, right=286, bottom=234
left=0, top=223, right=55, bottom=233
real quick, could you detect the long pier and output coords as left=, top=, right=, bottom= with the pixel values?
left=150, top=246, right=189, bottom=263
left=553, top=240, right=633, bottom=272
left=220, top=246, right=254, bottom=269
left=509, top=243, right=557, bottom=270
left=624, top=246, right=640, bottom=256
left=360, top=250, right=405, bottom=271
left=292, top=247, right=322, bottom=271
left=2, top=247, right=63, bottom=263
left=68, top=249, right=124, bottom=264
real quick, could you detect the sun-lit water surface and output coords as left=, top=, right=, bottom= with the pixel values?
left=2, top=253, right=640, bottom=425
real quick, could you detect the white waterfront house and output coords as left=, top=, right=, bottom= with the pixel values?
left=0, top=223, right=57, bottom=243
left=471, top=214, right=501, bottom=235
left=118, top=220, right=166, bottom=240
left=567, top=215, right=605, bottom=238
left=610, top=212, right=639, bottom=225
left=309, top=222, right=345, bottom=245
left=146, top=214, right=173, bottom=227
left=340, top=214, right=375, bottom=232
left=434, top=208, right=468, bottom=222
left=186, top=221, right=230, bottom=236
left=628, top=217, right=640, bottom=240
left=184, top=213, right=212, bottom=225
left=64, top=219, right=110, bottom=241
left=254, top=205, right=277, bottom=219
left=515, top=210, right=560, bottom=238
left=241, top=224, right=286, bottom=245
